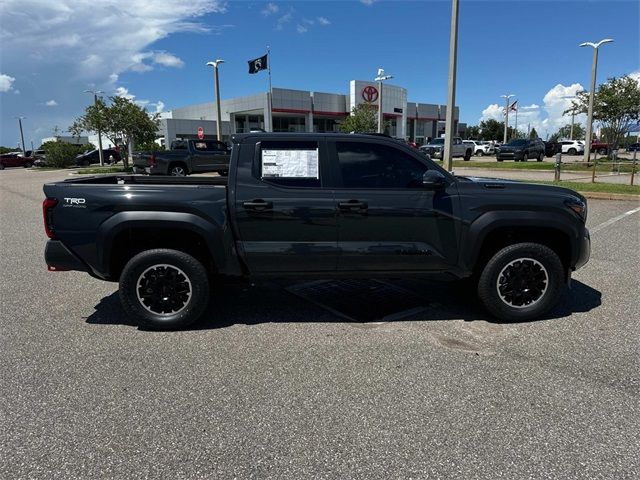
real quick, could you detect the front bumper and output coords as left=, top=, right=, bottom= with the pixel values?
left=496, top=151, right=525, bottom=160
left=45, top=240, right=88, bottom=272
left=575, top=228, right=591, bottom=270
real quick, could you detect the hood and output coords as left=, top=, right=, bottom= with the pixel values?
left=457, top=175, right=586, bottom=202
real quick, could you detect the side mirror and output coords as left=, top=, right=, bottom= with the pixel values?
left=423, top=170, right=446, bottom=189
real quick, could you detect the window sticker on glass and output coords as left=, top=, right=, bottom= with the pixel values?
left=194, top=142, right=207, bottom=150
left=262, top=149, right=319, bottom=178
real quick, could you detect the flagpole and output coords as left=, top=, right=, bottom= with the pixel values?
left=515, top=106, right=518, bottom=138
left=267, top=45, right=273, bottom=132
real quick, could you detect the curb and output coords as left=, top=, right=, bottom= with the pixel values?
left=578, top=191, right=640, bottom=201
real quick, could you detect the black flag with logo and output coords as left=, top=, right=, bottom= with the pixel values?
left=248, top=54, right=268, bottom=74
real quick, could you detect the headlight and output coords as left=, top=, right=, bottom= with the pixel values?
left=565, top=198, right=587, bottom=221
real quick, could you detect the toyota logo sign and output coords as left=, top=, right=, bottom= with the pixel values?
left=362, top=86, right=379, bottom=103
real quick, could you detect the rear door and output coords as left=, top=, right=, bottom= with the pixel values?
left=330, top=139, right=460, bottom=272
left=190, top=140, right=230, bottom=172
left=232, top=138, right=338, bottom=273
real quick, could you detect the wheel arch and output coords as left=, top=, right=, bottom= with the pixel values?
left=464, top=211, right=580, bottom=274
left=96, top=211, right=242, bottom=280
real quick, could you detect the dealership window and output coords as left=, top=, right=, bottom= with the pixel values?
left=313, top=118, right=341, bottom=133
left=273, top=116, right=306, bottom=133
left=259, top=140, right=321, bottom=188
left=336, top=141, right=427, bottom=189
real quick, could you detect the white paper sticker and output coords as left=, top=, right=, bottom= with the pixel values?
left=262, top=149, right=319, bottom=178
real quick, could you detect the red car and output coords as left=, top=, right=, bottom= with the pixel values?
left=0, top=153, right=34, bottom=170
left=591, top=142, right=610, bottom=155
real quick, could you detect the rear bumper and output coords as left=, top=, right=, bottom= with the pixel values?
left=45, top=240, right=88, bottom=272
left=496, top=151, right=524, bottom=160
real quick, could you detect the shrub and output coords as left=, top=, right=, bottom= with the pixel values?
left=41, top=141, right=87, bottom=168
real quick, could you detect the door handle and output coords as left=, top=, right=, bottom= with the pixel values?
left=338, top=200, right=368, bottom=211
left=243, top=199, right=273, bottom=210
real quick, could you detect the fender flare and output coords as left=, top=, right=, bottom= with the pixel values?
left=95, top=211, right=234, bottom=277
left=463, top=210, right=581, bottom=270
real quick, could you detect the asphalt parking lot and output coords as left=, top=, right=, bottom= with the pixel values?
left=2, top=168, right=639, bottom=479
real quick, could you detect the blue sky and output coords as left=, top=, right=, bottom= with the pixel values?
left=1, top=0, right=638, bottom=147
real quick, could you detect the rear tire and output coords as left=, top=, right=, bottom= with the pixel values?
left=0, top=163, right=5, bottom=170
left=464, top=149, right=472, bottom=161
left=476, top=150, right=484, bottom=157
left=522, top=153, right=528, bottom=162
left=597, top=148, right=607, bottom=155
left=568, top=148, right=577, bottom=155
left=477, top=243, right=564, bottom=322
left=169, top=163, right=187, bottom=176
left=119, top=249, right=210, bottom=330
left=537, top=152, right=544, bottom=162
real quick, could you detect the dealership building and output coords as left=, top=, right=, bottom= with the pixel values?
left=159, top=80, right=465, bottom=146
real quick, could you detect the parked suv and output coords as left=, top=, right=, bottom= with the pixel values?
left=496, top=139, right=545, bottom=162
left=559, top=140, right=585, bottom=156
left=75, top=149, right=122, bottom=167
left=463, top=140, right=492, bottom=156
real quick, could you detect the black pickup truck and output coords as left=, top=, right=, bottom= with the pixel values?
left=43, top=133, right=590, bottom=329
left=132, top=139, right=230, bottom=176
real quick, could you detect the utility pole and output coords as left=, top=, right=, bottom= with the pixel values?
left=374, top=68, right=393, bottom=134
left=84, top=90, right=105, bottom=166
left=442, top=0, right=459, bottom=172
left=579, top=39, right=613, bottom=163
left=501, top=94, right=514, bottom=144
left=16, top=116, right=26, bottom=154
left=206, top=59, right=225, bottom=141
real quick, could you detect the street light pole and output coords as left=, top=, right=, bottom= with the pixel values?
left=580, top=38, right=613, bottom=163
left=374, top=68, right=393, bottom=134
left=442, top=0, right=459, bottom=172
left=84, top=90, right=105, bottom=166
left=206, top=59, right=225, bottom=141
left=501, top=94, right=514, bottom=144
left=16, top=116, right=26, bottom=154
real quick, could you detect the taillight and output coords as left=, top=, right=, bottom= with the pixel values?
left=43, top=198, right=58, bottom=239
left=147, top=154, right=156, bottom=167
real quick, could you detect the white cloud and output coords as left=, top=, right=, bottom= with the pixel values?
left=152, top=52, right=185, bottom=68
left=480, top=83, right=587, bottom=138
left=154, top=101, right=165, bottom=113
left=114, top=86, right=136, bottom=100
left=296, top=24, right=308, bottom=34
left=0, top=73, right=16, bottom=92
left=45, top=100, right=58, bottom=107
left=262, top=2, right=279, bottom=16
left=361, top=0, right=375, bottom=5
left=276, top=12, right=293, bottom=30
left=629, top=70, right=640, bottom=84
left=317, top=17, right=330, bottom=26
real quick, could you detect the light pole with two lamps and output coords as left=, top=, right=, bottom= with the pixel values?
left=374, top=68, right=392, bottom=134
left=206, top=59, right=225, bottom=141
left=579, top=38, right=613, bottom=163
left=501, top=94, right=514, bottom=144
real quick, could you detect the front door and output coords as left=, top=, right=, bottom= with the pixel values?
left=233, top=138, right=338, bottom=273
left=330, top=140, right=459, bottom=272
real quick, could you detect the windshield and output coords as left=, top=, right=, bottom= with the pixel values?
left=429, top=138, right=445, bottom=145
left=506, top=139, right=528, bottom=146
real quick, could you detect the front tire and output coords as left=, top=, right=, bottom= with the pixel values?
left=568, top=148, right=577, bottom=155
left=464, top=149, right=472, bottom=161
left=522, top=153, right=528, bottom=162
left=537, top=152, right=544, bottom=162
left=477, top=243, right=564, bottom=322
left=119, top=249, right=210, bottom=329
left=476, top=150, right=484, bottom=157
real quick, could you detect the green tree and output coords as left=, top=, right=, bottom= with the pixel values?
left=553, top=123, right=586, bottom=141
left=465, top=125, right=481, bottom=139
left=71, top=96, right=160, bottom=167
left=567, top=74, right=640, bottom=148
left=529, top=127, right=539, bottom=139
left=475, top=119, right=517, bottom=141
left=0, top=146, right=16, bottom=154
left=40, top=141, right=88, bottom=168
left=339, top=103, right=389, bottom=134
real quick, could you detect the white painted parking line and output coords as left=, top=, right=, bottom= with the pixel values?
left=591, top=206, right=640, bottom=234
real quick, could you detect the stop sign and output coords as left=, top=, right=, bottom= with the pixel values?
left=197, top=127, right=204, bottom=140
